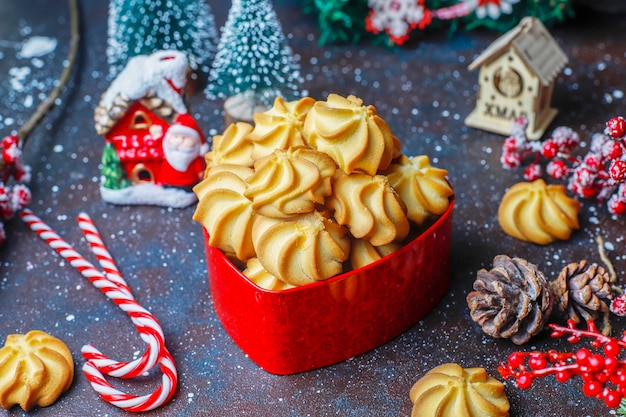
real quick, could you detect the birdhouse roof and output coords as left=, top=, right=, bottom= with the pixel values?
left=468, top=17, right=568, bottom=86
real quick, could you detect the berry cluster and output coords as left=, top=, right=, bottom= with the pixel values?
left=0, top=135, right=32, bottom=245
left=499, top=320, right=626, bottom=409
left=500, top=116, right=626, bottom=215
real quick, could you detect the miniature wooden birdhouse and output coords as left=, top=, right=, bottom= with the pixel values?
left=465, top=17, right=568, bottom=140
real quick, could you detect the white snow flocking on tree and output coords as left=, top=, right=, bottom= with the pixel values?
left=205, top=0, right=305, bottom=106
left=106, top=0, right=218, bottom=78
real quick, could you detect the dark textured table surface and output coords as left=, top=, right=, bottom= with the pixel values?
left=1, top=1, right=626, bottom=416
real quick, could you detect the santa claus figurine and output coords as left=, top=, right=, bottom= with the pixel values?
left=157, top=113, right=209, bottom=190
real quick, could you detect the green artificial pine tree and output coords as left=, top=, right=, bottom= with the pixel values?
left=107, top=0, right=218, bottom=77
left=205, top=0, right=304, bottom=107
left=101, top=142, right=128, bottom=190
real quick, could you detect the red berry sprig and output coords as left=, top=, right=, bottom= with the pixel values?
left=500, top=116, right=580, bottom=182
left=500, top=116, right=626, bottom=214
left=0, top=135, right=32, bottom=245
left=498, top=319, right=626, bottom=409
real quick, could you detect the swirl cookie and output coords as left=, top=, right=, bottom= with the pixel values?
left=381, top=154, right=454, bottom=225
left=204, top=121, right=255, bottom=169
left=349, top=238, right=400, bottom=270
left=327, top=171, right=409, bottom=246
left=251, top=211, right=351, bottom=286
left=410, top=363, right=510, bottom=417
left=0, top=330, right=74, bottom=411
left=193, top=164, right=257, bottom=260
left=243, top=257, right=295, bottom=291
left=245, top=148, right=337, bottom=218
left=248, top=96, right=315, bottom=161
left=498, top=179, right=580, bottom=245
left=303, top=93, right=398, bottom=175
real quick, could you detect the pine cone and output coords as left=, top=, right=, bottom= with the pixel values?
left=551, top=260, right=614, bottom=334
left=467, top=255, right=554, bottom=345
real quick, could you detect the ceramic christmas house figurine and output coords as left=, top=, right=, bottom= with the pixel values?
left=465, top=16, right=568, bottom=140
left=94, top=50, right=208, bottom=208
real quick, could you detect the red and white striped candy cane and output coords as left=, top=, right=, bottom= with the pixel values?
left=20, top=209, right=178, bottom=411
left=82, top=347, right=177, bottom=412
left=77, top=212, right=133, bottom=298
left=76, top=212, right=167, bottom=377
left=21, top=209, right=163, bottom=377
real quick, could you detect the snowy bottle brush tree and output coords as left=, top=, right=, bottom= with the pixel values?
left=205, top=0, right=305, bottom=112
left=107, top=0, right=218, bottom=77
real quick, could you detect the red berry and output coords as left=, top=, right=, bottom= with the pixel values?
left=14, top=166, right=29, bottom=183
left=583, top=379, right=603, bottom=397
left=0, top=203, right=15, bottom=220
left=508, top=352, right=525, bottom=368
left=12, top=185, right=31, bottom=208
left=551, top=126, right=580, bottom=150
left=611, top=295, right=626, bottom=316
left=596, top=370, right=610, bottom=384
left=610, top=159, right=626, bottom=181
left=556, top=370, right=570, bottom=382
left=570, top=179, right=599, bottom=198
left=580, top=185, right=600, bottom=199
left=546, top=160, right=568, bottom=179
left=581, top=371, right=596, bottom=382
left=587, top=354, right=605, bottom=372
left=604, top=356, right=619, bottom=372
left=1, top=135, right=17, bottom=148
left=0, top=186, right=9, bottom=202
left=611, top=373, right=622, bottom=386
left=607, top=116, right=626, bottom=139
left=2, top=146, right=16, bottom=163
left=501, top=151, right=521, bottom=169
left=575, top=166, right=597, bottom=187
left=604, top=140, right=624, bottom=160
left=529, top=355, right=547, bottom=370
left=576, top=348, right=591, bottom=365
left=605, top=340, right=622, bottom=357
left=516, top=372, right=533, bottom=389
left=547, top=349, right=560, bottom=362
left=513, top=115, right=529, bottom=128
left=541, top=140, right=559, bottom=158
left=608, top=197, right=626, bottom=215
left=524, top=164, right=541, bottom=181
left=603, top=389, right=623, bottom=408
left=503, top=137, right=518, bottom=153
left=583, top=154, right=602, bottom=171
